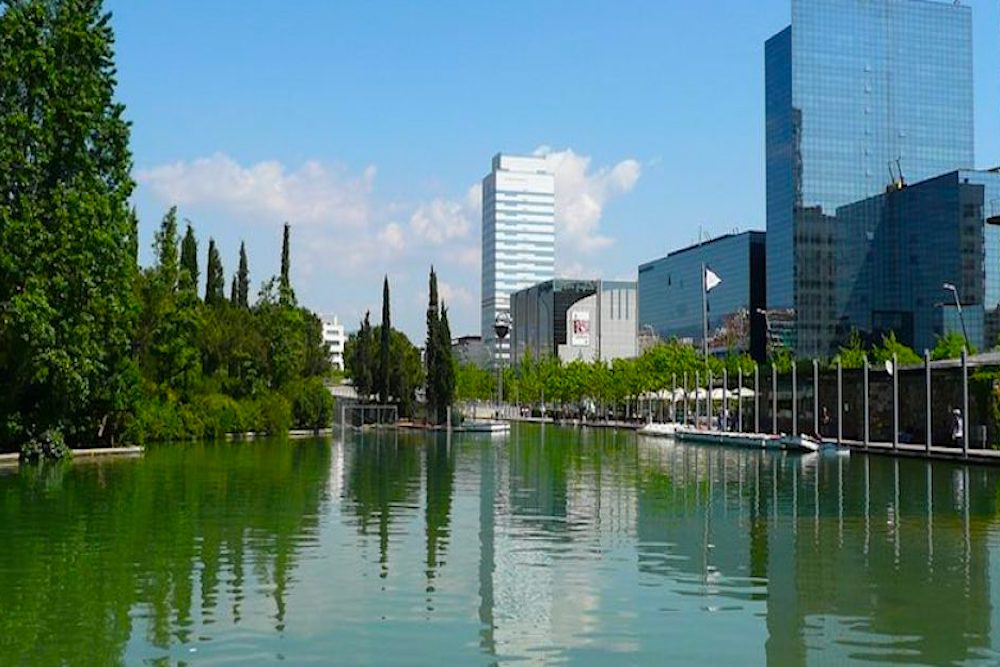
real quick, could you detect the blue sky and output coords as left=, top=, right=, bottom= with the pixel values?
left=107, top=0, right=1000, bottom=342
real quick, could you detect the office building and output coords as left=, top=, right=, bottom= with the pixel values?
left=452, top=335, right=488, bottom=367
left=321, top=316, right=347, bottom=371
left=638, top=231, right=767, bottom=360
left=481, top=154, right=556, bottom=366
left=836, top=169, right=1000, bottom=352
left=510, top=279, right=638, bottom=366
left=766, top=0, right=974, bottom=356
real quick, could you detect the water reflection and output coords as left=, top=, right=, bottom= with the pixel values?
left=2, top=427, right=1000, bottom=664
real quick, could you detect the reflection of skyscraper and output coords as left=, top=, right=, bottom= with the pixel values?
left=481, top=154, right=555, bottom=366
left=766, top=0, right=974, bottom=356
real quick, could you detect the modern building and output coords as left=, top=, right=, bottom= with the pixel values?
left=835, top=169, right=1000, bottom=352
left=510, top=279, right=638, bottom=366
left=765, top=0, right=974, bottom=356
left=638, top=231, right=767, bottom=361
left=481, top=154, right=556, bottom=366
left=452, top=335, right=488, bottom=367
left=321, top=316, right=347, bottom=371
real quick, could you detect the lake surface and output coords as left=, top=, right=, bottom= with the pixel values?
left=2, top=425, right=1000, bottom=665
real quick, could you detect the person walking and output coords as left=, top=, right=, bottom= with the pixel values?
left=951, top=408, right=964, bottom=447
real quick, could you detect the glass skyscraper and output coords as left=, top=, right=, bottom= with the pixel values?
left=765, top=0, right=974, bottom=357
left=481, top=154, right=556, bottom=365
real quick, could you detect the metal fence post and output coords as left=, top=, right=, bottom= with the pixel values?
left=792, top=362, right=798, bottom=437
left=924, top=350, right=931, bottom=453
left=695, top=370, right=700, bottom=428
left=754, top=363, right=760, bottom=434
left=892, top=353, right=899, bottom=450
left=684, top=372, right=689, bottom=425
left=723, top=369, right=729, bottom=432
left=708, top=370, right=713, bottom=430
left=863, top=357, right=870, bottom=448
left=772, top=365, right=777, bottom=435
left=813, top=358, right=820, bottom=438
left=836, top=358, right=843, bottom=444
left=962, top=348, right=969, bottom=458
left=738, top=367, right=744, bottom=433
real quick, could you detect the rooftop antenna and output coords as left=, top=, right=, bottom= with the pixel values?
left=895, top=157, right=906, bottom=188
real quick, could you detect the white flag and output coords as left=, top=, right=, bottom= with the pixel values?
left=705, top=266, right=722, bottom=293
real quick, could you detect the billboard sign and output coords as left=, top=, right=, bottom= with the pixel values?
left=571, top=311, right=591, bottom=347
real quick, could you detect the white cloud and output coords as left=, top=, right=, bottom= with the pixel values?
left=438, top=281, right=476, bottom=310
left=136, top=152, right=376, bottom=228
left=409, top=183, right=481, bottom=245
left=378, top=222, right=405, bottom=251
left=533, top=147, right=641, bottom=254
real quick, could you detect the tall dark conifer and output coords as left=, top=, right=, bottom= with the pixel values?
left=204, top=238, right=225, bottom=305
left=378, top=277, right=392, bottom=405
left=279, top=222, right=292, bottom=304
left=180, top=223, right=199, bottom=290
left=425, top=268, right=440, bottom=422
left=237, top=241, right=250, bottom=308
left=437, top=304, right=456, bottom=424
left=229, top=274, right=238, bottom=305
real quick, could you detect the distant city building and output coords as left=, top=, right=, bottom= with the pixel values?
left=638, top=231, right=767, bottom=361
left=766, top=0, right=974, bottom=356
left=510, top=279, right=638, bottom=367
left=321, top=316, right=347, bottom=371
left=835, top=169, right=1000, bottom=352
left=481, top=154, right=555, bottom=366
left=452, top=335, right=487, bottom=367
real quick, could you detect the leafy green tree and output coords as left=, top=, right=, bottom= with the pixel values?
left=347, top=312, right=375, bottom=401
left=871, top=331, right=921, bottom=366
left=837, top=328, right=868, bottom=369
left=456, top=363, right=494, bottom=401
left=204, top=238, right=225, bottom=306
left=236, top=241, right=250, bottom=309
left=180, top=223, right=199, bottom=291
left=378, top=277, right=391, bottom=404
left=932, top=331, right=974, bottom=361
left=0, top=0, right=139, bottom=450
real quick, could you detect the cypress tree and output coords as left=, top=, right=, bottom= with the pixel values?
left=180, top=223, right=199, bottom=291
left=229, top=274, right=238, bottom=305
left=437, top=304, right=456, bottom=424
left=425, top=267, right=440, bottom=422
left=237, top=241, right=250, bottom=308
left=153, top=206, right=180, bottom=290
left=279, top=222, right=293, bottom=304
left=204, top=238, right=225, bottom=305
left=379, top=277, right=391, bottom=405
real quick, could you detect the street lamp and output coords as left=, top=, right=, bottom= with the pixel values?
left=943, top=283, right=970, bottom=350
left=494, top=312, right=511, bottom=418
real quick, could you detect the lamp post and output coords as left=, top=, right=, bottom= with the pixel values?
left=943, top=282, right=970, bottom=351
left=494, top=312, right=511, bottom=419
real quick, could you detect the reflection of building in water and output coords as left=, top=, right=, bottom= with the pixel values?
left=485, top=430, right=640, bottom=657
left=632, top=443, right=998, bottom=665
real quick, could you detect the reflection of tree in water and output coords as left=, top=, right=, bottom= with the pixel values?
left=0, top=439, right=331, bottom=665
left=424, top=435, right=454, bottom=596
left=343, top=430, right=422, bottom=579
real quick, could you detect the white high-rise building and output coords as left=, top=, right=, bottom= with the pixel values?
left=481, top=154, right=555, bottom=365
left=321, top=316, right=347, bottom=371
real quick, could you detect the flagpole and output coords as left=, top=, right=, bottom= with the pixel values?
left=702, top=262, right=708, bottom=361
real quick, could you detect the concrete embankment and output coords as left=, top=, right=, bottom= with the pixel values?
left=0, top=446, right=144, bottom=467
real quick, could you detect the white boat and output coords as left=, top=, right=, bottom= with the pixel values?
left=777, top=434, right=822, bottom=452
left=459, top=421, right=511, bottom=435
left=637, top=422, right=681, bottom=438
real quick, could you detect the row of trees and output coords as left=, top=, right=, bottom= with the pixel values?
left=0, top=1, right=335, bottom=455
left=454, top=330, right=979, bottom=418
left=344, top=268, right=456, bottom=425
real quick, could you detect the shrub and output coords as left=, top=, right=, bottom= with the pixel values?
left=192, top=394, right=243, bottom=440
left=259, top=392, right=292, bottom=435
left=287, top=378, right=334, bottom=430
left=20, top=429, right=71, bottom=462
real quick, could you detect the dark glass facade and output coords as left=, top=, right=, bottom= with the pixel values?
left=766, top=0, right=974, bottom=357
left=638, top=232, right=767, bottom=361
left=836, top=169, right=1000, bottom=352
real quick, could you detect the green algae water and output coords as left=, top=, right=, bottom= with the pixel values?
left=2, top=425, right=1000, bottom=665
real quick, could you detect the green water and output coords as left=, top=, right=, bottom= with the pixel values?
left=2, top=425, right=1000, bottom=665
